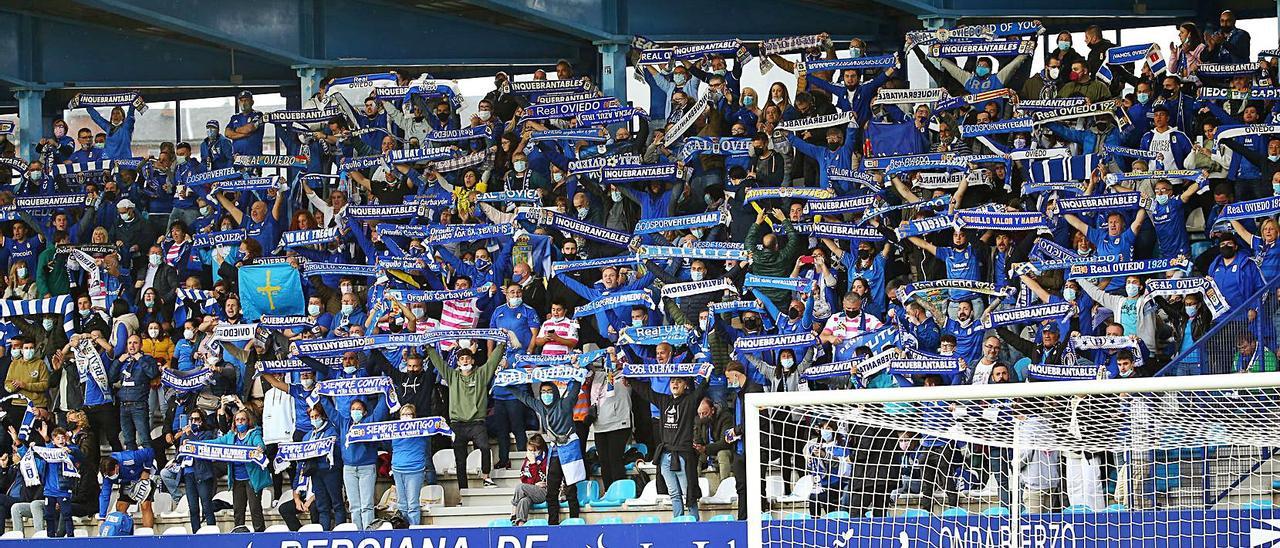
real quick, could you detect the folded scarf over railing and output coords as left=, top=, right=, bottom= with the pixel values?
left=826, top=167, right=882, bottom=192
left=523, top=209, right=636, bottom=248
left=578, top=106, right=646, bottom=126
left=524, top=97, right=620, bottom=122
left=733, top=332, right=818, bottom=355
left=929, top=38, right=1036, bottom=59
left=1217, top=195, right=1280, bottom=222
left=1057, top=192, right=1144, bottom=215
left=660, top=278, right=739, bottom=299
left=796, top=54, right=897, bottom=80
left=1026, top=363, right=1107, bottom=381
left=602, top=163, right=682, bottom=184
left=775, top=111, right=857, bottom=132
left=620, top=362, right=712, bottom=379
left=187, top=167, right=243, bottom=186
left=743, top=186, right=835, bottom=203
left=906, top=20, right=1041, bottom=48
left=161, top=367, right=213, bottom=393
left=803, top=194, right=879, bottom=215
left=744, top=273, right=813, bottom=294
left=872, top=88, right=950, bottom=106
left=384, top=286, right=489, bottom=303
left=637, top=244, right=748, bottom=262
left=982, top=301, right=1074, bottom=330
left=502, top=78, right=594, bottom=95
left=896, top=280, right=1011, bottom=303
left=178, top=441, right=268, bottom=468
left=347, top=417, right=454, bottom=446
left=67, top=91, right=148, bottom=114
left=1140, top=277, right=1231, bottom=318
left=494, top=366, right=589, bottom=387
left=258, top=315, right=316, bottom=331
left=953, top=210, right=1050, bottom=231
left=567, top=152, right=642, bottom=178
left=1067, top=256, right=1191, bottom=279
left=758, top=34, right=830, bottom=73
left=862, top=195, right=950, bottom=223
left=272, top=437, right=336, bottom=472
left=635, top=210, right=726, bottom=235
left=425, top=125, right=492, bottom=143
left=262, top=106, right=341, bottom=124
left=679, top=137, right=752, bottom=161
left=792, top=222, right=884, bottom=241
left=312, top=376, right=401, bottom=412
left=551, top=255, right=639, bottom=277
left=573, top=290, right=654, bottom=318
left=302, top=262, right=379, bottom=278
left=618, top=325, right=693, bottom=346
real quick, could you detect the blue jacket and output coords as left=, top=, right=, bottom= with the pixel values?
left=86, top=106, right=136, bottom=160
left=213, top=428, right=271, bottom=492
left=98, top=448, right=156, bottom=516
left=36, top=443, right=81, bottom=499
left=110, top=353, right=159, bottom=403
left=512, top=379, right=583, bottom=439
left=304, top=419, right=341, bottom=472
left=326, top=394, right=390, bottom=467
left=787, top=123, right=860, bottom=191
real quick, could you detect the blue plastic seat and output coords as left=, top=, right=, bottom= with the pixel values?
left=524, top=518, right=549, bottom=526
left=1271, top=479, right=1280, bottom=490
left=562, top=518, right=587, bottom=526
left=902, top=509, right=931, bottom=518
left=1245, top=499, right=1275, bottom=510
left=488, top=518, right=513, bottom=527
left=596, top=517, right=624, bottom=525
left=532, top=501, right=547, bottom=510
left=672, top=515, right=697, bottom=523
left=941, top=507, right=969, bottom=517
left=589, top=479, right=636, bottom=508
left=709, top=514, right=736, bottom=522
left=634, top=516, right=661, bottom=524
left=782, top=511, right=810, bottom=521
left=577, top=480, right=601, bottom=505
left=1064, top=504, right=1095, bottom=514
left=980, top=507, right=1010, bottom=517
left=824, top=511, right=851, bottom=519
left=760, top=512, right=774, bottom=522
left=1104, top=503, right=1127, bottom=512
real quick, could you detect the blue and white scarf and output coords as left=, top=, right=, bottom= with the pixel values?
left=578, top=107, right=646, bottom=126
left=493, top=366, right=589, bottom=387
left=826, top=167, right=882, bottom=192
left=375, top=224, right=432, bottom=239
left=67, top=91, right=148, bottom=114
left=888, top=358, right=966, bottom=376
left=340, top=155, right=383, bottom=172
left=426, top=126, right=492, bottom=143
left=1022, top=182, right=1085, bottom=196
left=550, top=255, right=638, bottom=277
left=659, top=278, right=738, bottom=299
left=635, top=211, right=725, bottom=235
left=1216, top=124, right=1280, bottom=142
left=861, top=195, right=950, bottom=223
left=1026, top=363, right=1106, bottom=381
left=1104, top=170, right=1205, bottom=187
left=187, top=167, right=243, bottom=186
left=524, top=98, right=620, bottom=121
left=262, top=107, right=341, bottom=124
left=883, top=155, right=967, bottom=176
left=13, top=194, right=88, bottom=211
left=636, top=245, right=748, bottom=261
left=894, top=213, right=956, bottom=239
left=621, top=362, right=712, bottom=379
left=0, top=121, right=12, bottom=135
left=906, top=20, right=1041, bottom=48
left=313, top=376, right=401, bottom=411
left=302, top=262, right=379, bottom=278
left=502, top=78, right=594, bottom=95
left=567, top=153, right=642, bottom=178
left=1218, top=195, right=1280, bottom=223
left=233, top=155, right=304, bottom=168
left=475, top=190, right=540, bottom=204
left=424, top=224, right=513, bottom=245
left=280, top=227, right=339, bottom=249
left=534, top=91, right=606, bottom=105
left=743, top=186, right=834, bottom=203
left=803, top=194, right=879, bottom=215
left=679, top=137, right=752, bottom=161
left=346, top=203, right=423, bottom=220
left=161, top=367, right=213, bottom=393
left=1197, top=63, right=1258, bottom=78
left=0, top=295, right=74, bottom=334
left=259, top=315, right=317, bottom=331
left=572, top=290, right=654, bottom=318
left=733, top=332, right=818, bottom=355
left=528, top=128, right=609, bottom=145
left=953, top=210, right=1050, bottom=231
left=1198, top=88, right=1280, bottom=101
left=959, top=118, right=1035, bottom=138
left=214, top=176, right=281, bottom=192
left=792, top=222, right=884, bottom=241
left=272, top=437, right=336, bottom=472
left=1140, top=277, right=1231, bottom=318
left=1067, top=256, right=1191, bottom=280
left=775, top=111, right=857, bottom=132
left=669, top=39, right=752, bottom=67
left=872, top=88, right=951, bottom=106
left=387, top=147, right=454, bottom=165
left=758, top=34, right=829, bottom=72
left=1029, top=99, right=1123, bottom=126
left=707, top=300, right=766, bottom=317
left=72, top=338, right=111, bottom=402
left=384, top=287, right=489, bottom=303
left=618, top=325, right=693, bottom=346
left=929, top=38, right=1036, bottom=58
left=896, top=280, right=1010, bottom=303
left=601, top=163, right=681, bottom=183
left=982, top=301, right=1074, bottom=329
left=525, top=210, right=635, bottom=248
left=178, top=441, right=268, bottom=468
left=347, top=417, right=454, bottom=446
left=796, top=54, right=897, bottom=78
left=1057, top=192, right=1143, bottom=214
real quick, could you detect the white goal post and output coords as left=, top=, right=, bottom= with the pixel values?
left=745, top=371, right=1280, bottom=548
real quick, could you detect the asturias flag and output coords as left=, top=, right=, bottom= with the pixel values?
left=239, top=263, right=304, bottom=321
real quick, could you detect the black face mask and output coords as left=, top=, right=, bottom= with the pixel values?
left=845, top=309, right=858, bottom=318
left=857, top=249, right=872, bottom=261
left=826, top=142, right=841, bottom=151
left=953, top=241, right=967, bottom=250
left=1221, top=245, right=1238, bottom=258
left=787, top=307, right=802, bottom=320
left=743, top=318, right=761, bottom=331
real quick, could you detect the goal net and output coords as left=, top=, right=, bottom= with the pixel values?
left=745, top=372, right=1280, bottom=548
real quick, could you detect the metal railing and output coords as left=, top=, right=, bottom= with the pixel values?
left=1156, top=276, right=1280, bottom=377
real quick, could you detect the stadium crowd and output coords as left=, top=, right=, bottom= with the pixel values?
left=0, top=8, right=1276, bottom=536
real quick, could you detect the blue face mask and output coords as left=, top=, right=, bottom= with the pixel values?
left=743, top=96, right=755, bottom=107
left=1137, top=92, right=1150, bottom=104
left=1184, top=305, right=1198, bottom=317
left=343, top=365, right=357, bottom=375
left=351, top=410, right=365, bottom=422
left=235, top=424, right=249, bottom=434
left=541, top=393, right=555, bottom=406
left=310, top=417, right=325, bottom=429
left=975, top=66, right=991, bottom=77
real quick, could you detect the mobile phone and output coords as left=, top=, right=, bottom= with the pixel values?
left=800, top=256, right=815, bottom=265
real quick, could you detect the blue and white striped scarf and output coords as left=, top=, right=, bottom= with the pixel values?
left=303, top=262, right=379, bottom=278
left=187, top=167, right=242, bottom=186
left=384, top=287, right=489, bottom=303
left=744, top=273, right=813, bottom=294
left=733, top=332, right=818, bottom=355
left=572, top=290, right=653, bottom=319
left=826, top=167, right=882, bottom=192
left=525, top=210, right=635, bottom=248
left=743, top=186, right=834, bottom=203
left=178, top=441, right=268, bottom=468
left=601, top=163, right=681, bottom=184
left=636, top=245, right=748, bottom=261
left=620, top=362, right=712, bottom=379
left=0, top=295, right=74, bottom=334
left=312, top=376, right=401, bottom=412
left=1067, top=256, right=1191, bottom=280
left=272, top=437, right=336, bottom=473
left=494, top=366, right=588, bottom=387
left=502, top=78, right=594, bottom=96
left=551, top=255, right=638, bottom=277
left=426, top=125, right=492, bottom=143
left=281, top=227, right=339, bottom=249
left=161, top=367, right=213, bottom=393
left=635, top=211, right=725, bottom=235
left=953, top=210, right=1050, bottom=231
left=347, top=417, right=454, bottom=446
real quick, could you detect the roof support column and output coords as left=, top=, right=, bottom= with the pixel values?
left=14, top=88, right=46, bottom=161
left=597, top=41, right=629, bottom=105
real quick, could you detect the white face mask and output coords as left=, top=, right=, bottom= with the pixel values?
left=183, top=329, right=195, bottom=340
left=148, top=328, right=160, bottom=338
left=476, top=110, right=492, bottom=121
left=459, top=363, right=474, bottom=373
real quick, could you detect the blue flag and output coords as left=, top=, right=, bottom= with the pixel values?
left=239, top=263, right=304, bottom=321
left=865, top=122, right=928, bottom=158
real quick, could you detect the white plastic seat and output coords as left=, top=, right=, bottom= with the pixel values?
left=333, top=522, right=360, bottom=531
left=196, top=525, right=222, bottom=534
left=433, top=451, right=457, bottom=476
left=465, top=449, right=483, bottom=475
left=625, top=480, right=663, bottom=507
left=700, top=477, right=737, bottom=504
left=263, top=524, right=291, bottom=533
left=152, top=492, right=175, bottom=515
left=161, top=526, right=189, bottom=536
left=0, top=531, right=23, bottom=539
left=260, top=489, right=274, bottom=510
left=377, top=521, right=394, bottom=530
left=276, top=489, right=294, bottom=508
left=133, top=527, right=155, bottom=536
left=776, top=475, right=816, bottom=503
left=31, top=531, right=48, bottom=538
left=765, top=475, right=785, bottom=499
left=73, top=529, right=90, bottom=537
left=163, top=496, right=190, bottom=518
left=298, top=524, right=325, bottom=532
left=212, top=490, right=234, bottom=505
left=420, top=484, right=445, bottom=508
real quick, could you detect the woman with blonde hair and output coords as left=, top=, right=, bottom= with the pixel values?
left=3, top=261, right=36, bottom=300
left=212, top=408, right=269, bottom=531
